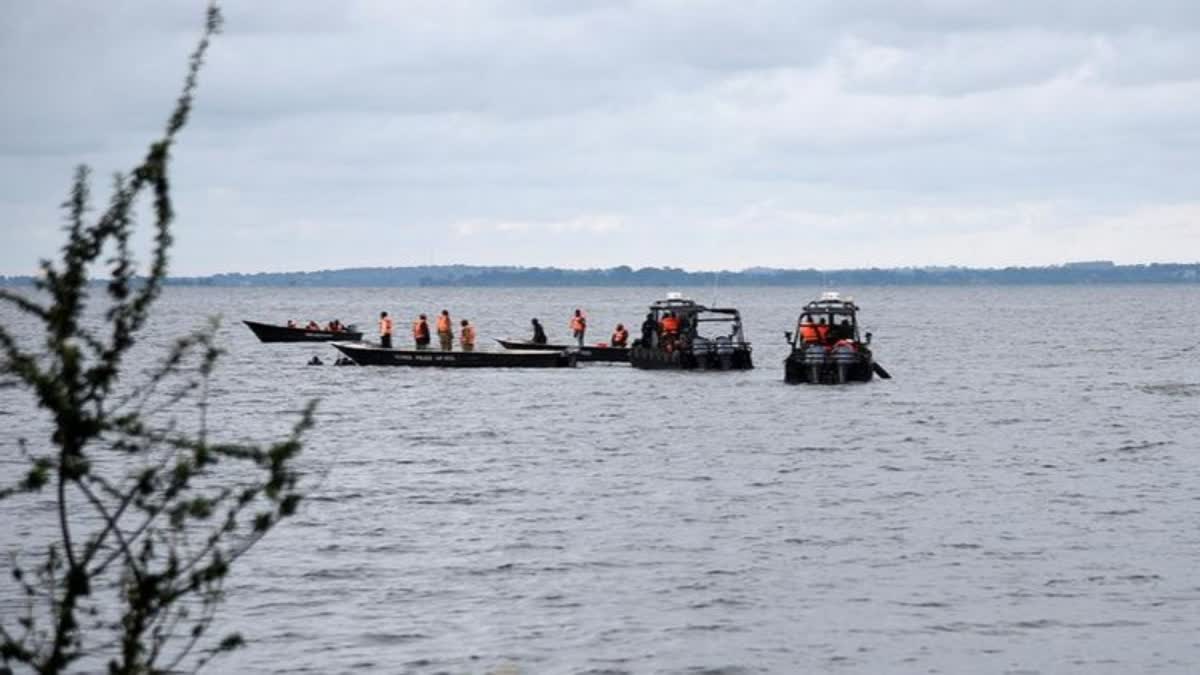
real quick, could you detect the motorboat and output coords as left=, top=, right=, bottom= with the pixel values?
left=628, top=293, right=753, bottom=370
left=782, top=292, right=888, bottom=384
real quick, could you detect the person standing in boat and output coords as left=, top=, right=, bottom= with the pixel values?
left=459, top=319, right=476, bottom=352
left=531, top=318, right=548, bottom=345
left=569, top=309, right=587, bottom=347
left=412, top=314, right=431, bottom=350
left=436, top=309, right=454, bottom=351
left=611, top=323, right=629, bottom=348
left=659, top=311, right=680, bottom=351
left=640, top=312, right=657, bottom=347
left=378, top=311, right=394, bottom=349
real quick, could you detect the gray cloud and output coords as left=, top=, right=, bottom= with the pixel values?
left=2, top=0, right=1198, bottom=275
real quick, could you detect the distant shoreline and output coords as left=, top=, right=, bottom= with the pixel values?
left=2, top=262, right=1198, bottom=287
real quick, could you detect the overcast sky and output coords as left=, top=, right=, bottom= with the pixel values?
left=2, top=1, right=1198, bottom=275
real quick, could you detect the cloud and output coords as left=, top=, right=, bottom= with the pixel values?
left=452, top=215, right=626, bottom=237
left=2, top=1, right=1199, bottom=275
left=677, top=198, right=1200, bottom=269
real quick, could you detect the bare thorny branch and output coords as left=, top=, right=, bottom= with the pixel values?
left=0, top=4, right=315, bottom=674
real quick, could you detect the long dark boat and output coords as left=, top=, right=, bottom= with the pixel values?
left=331, top=342, right=576, bottom=368
left=628, top=294, right=753, bottom=371
left=244, top=320, right=363, bottom=343
left=782, top=292, right=889, bottom=384
left=495, top=338, right=630, bottom=363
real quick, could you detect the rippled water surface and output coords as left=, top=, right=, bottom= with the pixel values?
left=3, top=285, right=1200, bottom=674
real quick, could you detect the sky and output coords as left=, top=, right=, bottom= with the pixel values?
left=1, top=0, right=1198, bottom=276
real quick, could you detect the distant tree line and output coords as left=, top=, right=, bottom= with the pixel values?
left=2, top=261, right=1198, bottom=288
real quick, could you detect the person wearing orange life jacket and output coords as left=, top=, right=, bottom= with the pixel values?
left=459, top=319, right=476, bottom=352
left=412, top=314, right=431, bottom=350
left=816, top=318, right=831, bottom=344
left=569, top=309, right=587, bottom=346
left=659, top=311, right=681, bottom=351
left=799, top=318, right=820, bottom=344
left=610, top=323, right=629, bottom=347
left=436, top=309, right=454, bottom=351
left=378, top=311, right=394, bottom=349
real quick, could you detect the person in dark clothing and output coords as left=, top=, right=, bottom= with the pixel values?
left=640, top=312, right=657, bottom=347
left=531, top=318, right=548, bottom=345
left=837, top=318, right=853, bottom=341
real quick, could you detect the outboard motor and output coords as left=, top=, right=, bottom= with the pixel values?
left=831, top=341, right=858, bottom=384
left=802, top=344, right=827, bottom=383
left=691, top=337, right=711, bottom=369
left=714, top=336, right=734, bottom=370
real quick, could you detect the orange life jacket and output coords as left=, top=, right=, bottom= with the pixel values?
left=379, top=317, right=393, bottom=335
left=660, top=316, right=680, bottom=334
left=570, top=315, right=586, bottom=332
left=612, top=328, right=629, bottom=345
left=799, top=324, right=819, bottom=343
left=460, top=325, right=476, bottom=345
left=412, top=320, right=429, bottom=339
left=816, top=324, right=830, bottom=342
left=436, top=315, right=451, bottom=333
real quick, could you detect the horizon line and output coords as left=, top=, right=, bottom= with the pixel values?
left=4, top=259, right=1200, bottom=282
left=125, top=259, right=1200, bottom=279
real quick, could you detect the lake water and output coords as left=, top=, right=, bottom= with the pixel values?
left=2, top=285, right=1200, bottom=674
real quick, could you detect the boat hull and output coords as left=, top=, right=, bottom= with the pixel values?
left=244, top=320, right=362, bottom=343
left=332, top=342, right=576, bottom=368
left=783, top=351, right=875, bottom=384
left=495, top=339, right=629, bottom=363
left=629, top=345, right=754, bottom=371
